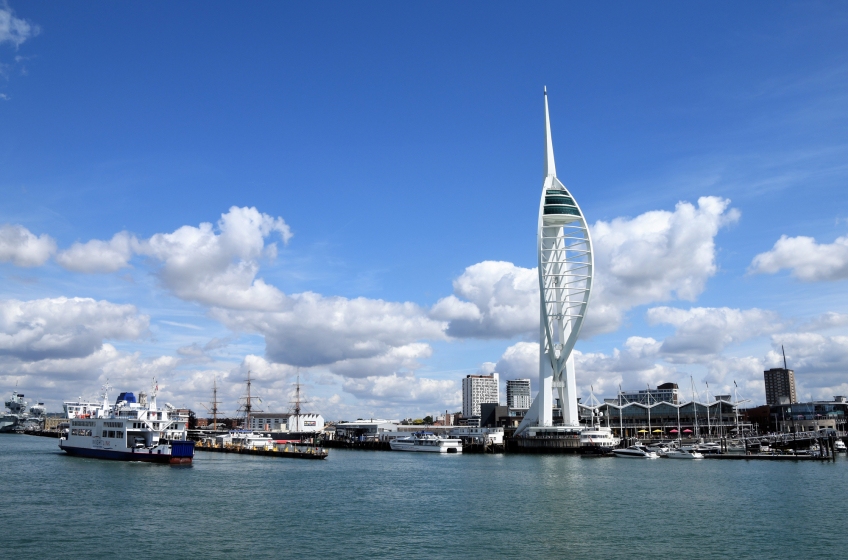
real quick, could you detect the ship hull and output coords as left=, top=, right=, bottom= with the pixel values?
left=0, top=414, right=20, bottom=433
left=59, top=442, right=193, bottom=464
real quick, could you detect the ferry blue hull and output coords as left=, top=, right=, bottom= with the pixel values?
left=60, top=442, right=193, bottom=464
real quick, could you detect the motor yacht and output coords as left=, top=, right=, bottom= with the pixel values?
left=612, top=445, right=658, bottom=459
left=665, top=448, right=704, bottom=459
left=389, top=432, right=462, bottom=453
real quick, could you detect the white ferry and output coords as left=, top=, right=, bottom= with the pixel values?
left=579, top=426, right=620, bottom=451
left=59, top=388, right=195, bottom=464
left=389, top=431, right=462, bottom=453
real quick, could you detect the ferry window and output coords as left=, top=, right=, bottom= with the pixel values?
left=117, top=431, right=123, bottom=438
left=102, top=430, right=107, bottom=437
left=108, top=431, right=115, bottom=438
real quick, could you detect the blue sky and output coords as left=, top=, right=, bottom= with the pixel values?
left=2, top=1, right=848, bottom=418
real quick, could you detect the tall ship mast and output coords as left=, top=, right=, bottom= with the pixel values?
left=201, top=377, right=222, bottom=430
left=237, top=370, right=262, bottom=430
left=287, top=374, right=325, bottom=436
left=289, top=374, right=308, bottom=432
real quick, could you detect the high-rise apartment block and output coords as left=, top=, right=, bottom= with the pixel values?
left=462, top=373, right=500, bottom=418
left=506, top=378, right=531, bottom=410
left=764, top=368, right=797, bottom=405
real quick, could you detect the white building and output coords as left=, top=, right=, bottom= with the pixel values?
left=249, top=413, right=288, bottom=432
left=249, top=412, right=325, bottom=433
left=462, top=373, right=500, bottom=418
left=287, top=413, right=324, bottom=433
left=507, top=379, right=531, bottom=410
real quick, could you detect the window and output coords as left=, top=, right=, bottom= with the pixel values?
left=116, top=431, right=123, bottom=438
left=102, top=430, right=107, bottom=437
left=108, top=431, right=115, bottom=438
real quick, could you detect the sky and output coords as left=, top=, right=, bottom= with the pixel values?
left=2, top=1, right=848, bottom=419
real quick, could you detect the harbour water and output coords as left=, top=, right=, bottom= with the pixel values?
left=3, top=434, right=846, bottom=558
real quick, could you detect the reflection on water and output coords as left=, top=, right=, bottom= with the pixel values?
left=2, top=434, right=845, bottom=559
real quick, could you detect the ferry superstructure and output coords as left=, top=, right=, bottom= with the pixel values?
left=59, top=389, right=194, bottom=464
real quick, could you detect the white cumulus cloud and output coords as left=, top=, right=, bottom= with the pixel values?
left=431, top=261, right=537, bottom=338
left=0, top=224, right=56, bottom=267
left=647, top=306, right=782, bottom=360
left=0, top=297, right=149, bottom=361
left=135, top=206, right=291, bottom=309
left=342, top=373, right=460, bottom=412
left=213, top=292, right=446, bottom=370
left=55, top=207, right=292, bottom=309
left=750, top=233, right=848, bottom=281
left=588, top=196, right=739, bottom=335
left=56, top=231, right=136, bottom=273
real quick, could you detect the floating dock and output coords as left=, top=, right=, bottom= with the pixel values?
left=704, top=453, right=837, bottom=461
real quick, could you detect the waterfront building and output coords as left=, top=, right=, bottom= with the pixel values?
left=249, top=412, right=325, bottom=433
left=614, top=383, right=680, bottom=405
left=764, top=367, right=797, bottom=405
left=769, top=396, right=848, bottom=433
left=583, top=398, right=744, bottom=439
left=516, top=89, right=594, bottom=437
left=506, top=379, right=531, bottom=410
left=462, top=373, right=499, bottom=418
left=250, top=412, right=289, bottom=432
left=333, top=420, right=399, bottom=442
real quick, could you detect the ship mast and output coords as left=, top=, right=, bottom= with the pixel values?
left=201, top=377, right=222, bottom=430
left=289, top=373, right=309, bottom=432
left=237, top=370, right=262, bottom=430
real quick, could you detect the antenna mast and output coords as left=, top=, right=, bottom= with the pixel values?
left=782, top=345, right=788, bottom=370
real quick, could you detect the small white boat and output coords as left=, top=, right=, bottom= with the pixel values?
left=665, top=448, right=703, bottom=459
left=834, top=440, right=846, bottom=453
left=389, top=432, right=462, bottom=453
left=612, top=445, right=658, bottom=459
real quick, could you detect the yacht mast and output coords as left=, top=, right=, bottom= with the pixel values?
left=646, top=383, right=652, bottom=441
left=705, top=381, right=712, bottom=439
left=691, top=376, right=700, bottom=439
left=734, top=380, right=740, bottom=438
left=618, top=384, right=623, bottom=442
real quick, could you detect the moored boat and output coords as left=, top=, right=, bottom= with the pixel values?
left=580, top=426, right=620, bottom=453
left=612, top=445, right=658, bottom=459
left=665, top=448, right=704, bottom=459
left=389, top=431, right=462, bottom=453
left=58, top=387, right=194, bottom=465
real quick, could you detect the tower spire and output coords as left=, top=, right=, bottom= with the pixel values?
left=544, top=86, right=556, bottom=178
